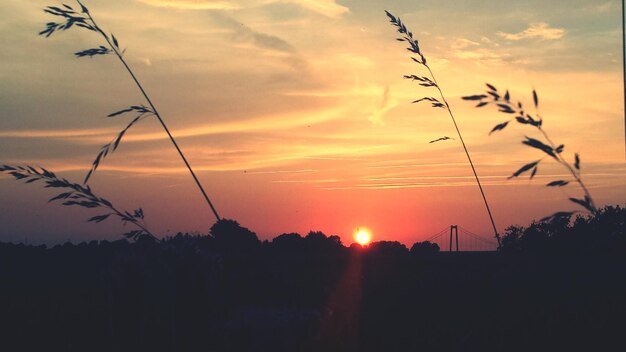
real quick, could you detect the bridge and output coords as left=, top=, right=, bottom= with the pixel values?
left=424, top=225, right=499, bottom=252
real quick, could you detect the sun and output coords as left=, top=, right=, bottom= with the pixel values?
left=354, top=227, right=372, bottom=246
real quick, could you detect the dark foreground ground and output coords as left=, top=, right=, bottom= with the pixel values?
left=1, top=234, right=625, bottom=352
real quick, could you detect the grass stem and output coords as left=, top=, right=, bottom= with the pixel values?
left=425, top=66, right=501, bottom=247
left=85, top=5, right=221, bottom=221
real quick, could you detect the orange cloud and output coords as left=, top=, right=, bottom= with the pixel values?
left=368, top=86, right=397, bottom=126
left=120, top=106, right=347, bottom=143
left=281, top=0, right=349, bottom=18
left=138, top=0, right=349, bottom=18
left=497, top=22, right=565, bottom=41
left=0, top=128, right=115, bottom=139
left=137, top=0, right=240, bottom=10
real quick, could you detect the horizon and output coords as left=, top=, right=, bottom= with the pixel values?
left=1, top=0, right=625, bottom=246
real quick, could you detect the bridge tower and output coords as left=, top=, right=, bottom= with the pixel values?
left=449, top=225, right=459, bottom=252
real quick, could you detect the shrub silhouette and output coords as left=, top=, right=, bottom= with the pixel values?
left=367, top=241, right=409, bottom=256
left=271, top=233, right=305, bottom=252
left=304, top=231, right=344, bottom=253
left=410, top=241, right=440, bottom=255
left=210, top=219, right=260, bottom=252
left=500, top=205, right=625, bottom=253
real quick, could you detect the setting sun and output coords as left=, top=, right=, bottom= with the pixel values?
left=354, top=228, right=372, bottom=246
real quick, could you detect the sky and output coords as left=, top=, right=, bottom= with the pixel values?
left=0, top=0, right=625, bottom=246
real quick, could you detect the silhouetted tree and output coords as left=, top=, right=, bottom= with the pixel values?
left=367, top=241, right=409, bottom=256
left=500, top=225, right=524, bottom=252
left=348, top=242, right=365, bottom=250
left=304, top=231, right=343, bottom=253
left=270, top=232, right=305, bottom=252
left=328, top=235, right=343, bottom=246
left=500, top=205, right=625, bottom=253
left=210, top=219, right=260, bottom=252
left=410, top=241, right=440, bottom=255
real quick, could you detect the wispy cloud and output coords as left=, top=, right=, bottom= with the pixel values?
left=451, top=38, right=480, bottom=50
left=365, top=162, right=471, bottom=170
left=120, top=106, right=347, bottom=143
left=0, top=128, right=115, bottom=139
left=0, top=107, right=347, bottom=145
left=139, top=0, right=349, bottom=18
left=245, top=169, right=317, bottom=174
left=586, top=1, right=613, bottom=13
left=210, top=12, right=296, bottom=53
left=207, top=12, right=310, bottom=71
left=280, top=0, right=349, bottom=18
left=138, top=0, right=240, bottom=10
left=497, top=22, right=565, bottom=41
left=368, top=86, right=396, bottom=126
left=453, top=47, right=512, bottom=63
left=444, top=35, right=520, bottom=66
left=271, top=179, right=338, bottom=183
left=322, top=180, right=509, bottom=190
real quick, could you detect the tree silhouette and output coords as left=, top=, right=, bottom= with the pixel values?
left=368, top=241, right=409, bottom=256
left=210, top=219, right=260, bottom=252
left=410, top=241, right=440, bottom=255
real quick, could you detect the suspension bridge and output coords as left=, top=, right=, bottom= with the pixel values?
left=424, top=225, right=499, bottom=252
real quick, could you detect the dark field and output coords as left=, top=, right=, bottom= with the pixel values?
left=1, top=228, right=625, bottom=352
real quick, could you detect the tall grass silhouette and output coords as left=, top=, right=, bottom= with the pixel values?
left=0, top=165, right=155, bottom=241
left=463, top=86, right=598, bottom=221
left=385, top=11, right=501, bottom=247
left=39, top=1, right=221, bottom=221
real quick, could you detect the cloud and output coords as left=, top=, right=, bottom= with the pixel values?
left=448, top=38, right=514, bottom=65
left=137, top=1, right=301, bottom=55
left=138, top=0, right=349, bottom=18
left=588, top=2, right=613, bottom=13
left=211, top=11, right=309, bottom=74
left=0, top=105, right=344, bottom=146
left=453, top=47, right=509, bottom=61
left=368, top=86, right=396, bottom=126
left=138, top=0, right=240, bottom=10
left=95, top=106, right=346, bottom=144
left=497, top=22, right=565, bottom=41
left=208, top=12, right=309, bottom=71
left=246, top=169, right=317, bottom=174
left=0, top=128, right=115, bottom=139
left=451, top=38, right=480, bottom=50
left=210, top=12, right=296, bottom=53
left=480, top=36, right=499, bottom=47
left=279, top=0, right=349, bottom=18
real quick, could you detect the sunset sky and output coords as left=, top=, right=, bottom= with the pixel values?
left=1, top=0, right=625, bottom=245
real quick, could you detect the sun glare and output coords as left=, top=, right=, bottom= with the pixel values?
left=354, top=228, right=372, bottom=246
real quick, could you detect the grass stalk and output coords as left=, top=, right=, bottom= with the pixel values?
left=0, top=165, right=157, bottom=241
left=40, top=1, right=221, bottom=221
left=463, top=86, right=598, bottom=221
left=385, top=11, right=501, bottom=247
